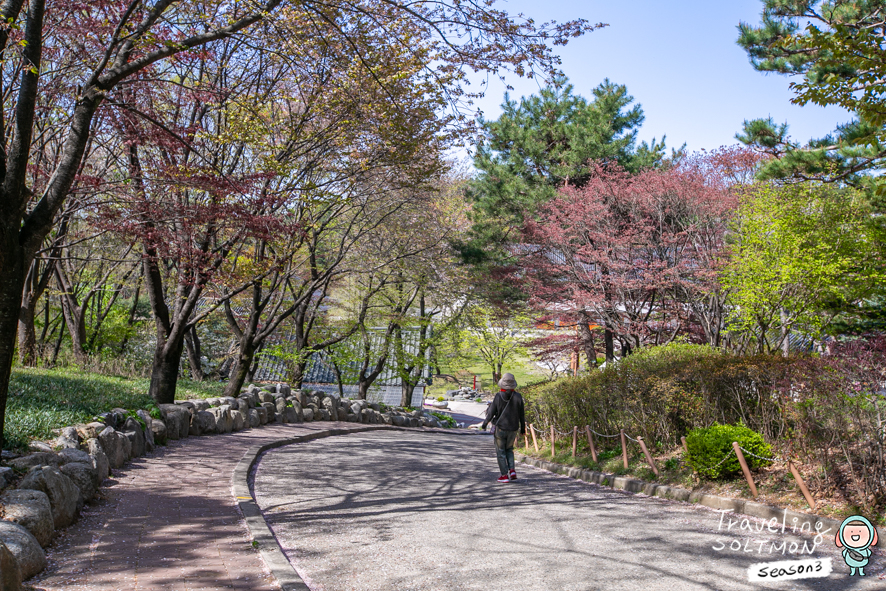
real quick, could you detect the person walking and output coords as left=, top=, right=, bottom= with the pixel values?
left=481, top=372, right=526, bottom=483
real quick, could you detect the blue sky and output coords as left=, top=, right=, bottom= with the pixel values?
left=464, top=0, right=849, bottom=156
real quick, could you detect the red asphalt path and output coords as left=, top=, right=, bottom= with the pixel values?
left=28, top=421, right=365, bottom=591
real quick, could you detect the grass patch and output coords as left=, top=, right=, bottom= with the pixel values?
left=4, top=367, right=225, bottom=450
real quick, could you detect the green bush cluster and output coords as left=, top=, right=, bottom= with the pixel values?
left=521, top=339, right=886, bottom=513
left=685, top=423, right=773, bottom=479
left=522, top=343, right=792, bottom=450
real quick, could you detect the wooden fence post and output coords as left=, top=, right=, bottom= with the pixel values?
left=681, top=436, right=689, bottom=455
left=637, top=436, right=659, bottom=477
left=572, top=426, right=578, bottom=458
left=551, top=426, right=556, bottom=458
left=530, top=424, right=539, bottom=452
left=585, top=426, right=598, bottom=463
left=788, top=461, right=816, bottom=509
left=620, top=429, right=629, bottom=469
left=732, top=442, right=758, bottom=497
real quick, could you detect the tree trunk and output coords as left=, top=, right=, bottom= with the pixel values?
left=148, top=336, right=186, bottom=405
left=55, top=266, right=89, bottom=364
left=184, top=326, right=204, bottom=381
left=0, top=248, right=27, bottom=448
left=400, top=380, right=417, bottom=408
left=50, top=301, right=66, bottom=365
left=222, top=340, right=256, bottom=398
left=578, top=313, right=598, bottom=367
left=17, top=294, right=38, bottom=366
left=604, top=324, right=615, bottom=362
left=780, top=308, right=790, bottom=356
left=290, top=359, right=308, bottom=389
left=18, top=253, right=58, bottom=366
left=118, top=276, right=141, bottom=355
left=356, top=351, right=389, bottom=401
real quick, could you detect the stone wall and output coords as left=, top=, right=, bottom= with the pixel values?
left=0, top=383, right=444, bottom=589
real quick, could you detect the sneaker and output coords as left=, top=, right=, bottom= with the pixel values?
left=508, top=469, right=517, bottom=481
left=497, top=475, right=510, bottom=483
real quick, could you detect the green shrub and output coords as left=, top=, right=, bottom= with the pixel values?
left=685, top=423, right=773, bottom=479
left=437, top=396, right=445, bottom=402
left=521, top=343, right=795, bottom=451
left=430, top=412, right=456, bottom=428
left=663, top=457, right=681, bottom=471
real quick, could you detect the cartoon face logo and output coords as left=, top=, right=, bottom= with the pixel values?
left=835, top=515, right=878, bottom=576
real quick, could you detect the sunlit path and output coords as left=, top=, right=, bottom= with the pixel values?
left=254, top=430, right=883, bottom=591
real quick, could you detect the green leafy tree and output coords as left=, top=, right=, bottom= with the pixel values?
left=737, top=1, right=886, bottom=189
left=720, top=183, right=881, bottom=353
left=456, top=305, right=530, bottom=385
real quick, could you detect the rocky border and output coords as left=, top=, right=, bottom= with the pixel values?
left=515, top=452, right=884, bottom=548
left=0, top=383, right=449, bottom=590
left=234, top=426, right=484, bottom=591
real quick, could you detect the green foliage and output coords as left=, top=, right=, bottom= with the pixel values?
left=720, top=183, right=883, bottom=347
left=430, top=411, right=456, bottom=428
left=89, top=302, right=142, bottom=354
left=685, top=423, right=773, bottom=480
left=259, top=342, right=314, bottom=386
left=4, top=368, right=154, bottom=449
left=522, top=343, right=794, bottom=448
left=737, top=1, right=886, bottom=188
left=445, top=304, right=530, bottom=380
left=3, top=367, right=221, bottom=449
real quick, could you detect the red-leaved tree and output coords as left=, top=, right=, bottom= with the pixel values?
left=521, top=150, right=756, bottom=364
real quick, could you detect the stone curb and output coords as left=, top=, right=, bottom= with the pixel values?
left=515, top=453, right=883, bottom=548
left=233, top=425, right=483, bottom=591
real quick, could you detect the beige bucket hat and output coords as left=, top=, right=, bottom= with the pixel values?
left=498, top=372, right=517, bottom=390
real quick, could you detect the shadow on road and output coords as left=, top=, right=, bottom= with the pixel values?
left=255, top=431, right=882, bottom=591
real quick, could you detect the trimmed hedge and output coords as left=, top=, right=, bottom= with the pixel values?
left=521, top=339, right=886, bottom=513
left=521, top=343, right=792, bottom=449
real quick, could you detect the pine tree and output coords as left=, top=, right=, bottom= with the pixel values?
left=456, top=77, right=672, bottom=270
left=736, top=1, right=886, bottom=189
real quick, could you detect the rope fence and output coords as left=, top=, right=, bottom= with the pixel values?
left=522, top=422, right=816, bottom=509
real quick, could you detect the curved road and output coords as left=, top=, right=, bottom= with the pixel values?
left=253, top=430, right=883, bottom=591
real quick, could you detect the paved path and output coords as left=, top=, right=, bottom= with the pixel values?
left=28, top=422, right=366, bottom=591
left=432, top=400, right=488, bottom=427
left=254, top=430, right=885, bottom=591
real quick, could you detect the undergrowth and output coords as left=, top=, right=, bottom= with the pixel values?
left=4, top=367, right=223, bottom=450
